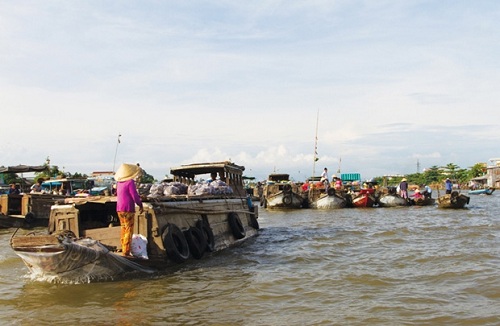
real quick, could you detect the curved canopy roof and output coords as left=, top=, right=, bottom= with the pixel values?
left=0, top=165, right=47, bottom=173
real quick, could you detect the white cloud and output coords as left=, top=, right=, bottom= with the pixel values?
left=1, top=1, right=499, bottom=182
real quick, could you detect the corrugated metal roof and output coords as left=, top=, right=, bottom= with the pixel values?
left=341, top=173, right=361, bottom=181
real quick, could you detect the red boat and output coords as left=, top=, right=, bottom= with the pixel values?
left=351, top=188, right=376, bottom=208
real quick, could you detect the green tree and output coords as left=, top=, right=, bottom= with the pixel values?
left=442, top=163, right=460, bottom=179
left=1, top=172, right=21, bottom=185
left=405, top=173, right=425, bottom=186
left=35, top=164, right=65, bottom=180
left=468, top=163, right=486, bottom=179
left=139, top=169, right=155, bottom=183
left=423, top=165, right=441, bottom=184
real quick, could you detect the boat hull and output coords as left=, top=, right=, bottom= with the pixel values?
left=378, top=194, right=408, bottom=207
left=437, top=192, right=470, bottom=209
left=263, top=192, right=304, bottom=209
left=351, top=193, right=375, bottom=208
left=11, top=196, right=259, bottom=282
left=412, top=197, right=435, bottom=206
left=309, top=193, right=346, bottom=209
left=12, top=236, right=154, bottom=282
left=468, top=188, right=495, bottom=195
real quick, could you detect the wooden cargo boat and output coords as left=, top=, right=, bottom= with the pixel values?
left=0, top=193, right=67, bottom=228
left=377, top=187, right=408, bottom=207
left=412, top=196, right=435, bottom=206
left=351, top=188, right=376, bottom=208
left=10, top=161, right=260, bottom=282
left=437, top=191, right=470, bottom=209
left=308, top=187, right=347, bottom=209
left=1, top=171, right=90, bottom=229
left=261, top=173, right=305, bottom=209
left=378, top=193, right=408, bottom=207
left=0, top=164, right=56, bottom=228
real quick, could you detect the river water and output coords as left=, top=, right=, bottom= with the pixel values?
left=1, top=194, right=499, bottom=325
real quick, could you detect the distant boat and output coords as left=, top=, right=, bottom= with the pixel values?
left=412, top=196, right=435, bottom=206
left=308, top=186, right=347, bottom=209
left=437, top=191, right=470, bottom=209
left=377, top=186, right=408, bottom=207
left=261, top=173, right=305, bottom=209
left=351, top=188, right=376, bottom=208
left=468, top=187, right=495, bottom=195
left=378, top=193, right=408, bottom=207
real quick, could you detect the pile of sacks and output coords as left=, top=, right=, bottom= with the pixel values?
left=148, top=182, right=188, bottom=198
left=148, top=180, right=233, bottom=198
left=188, top=180, right=233, bottom=196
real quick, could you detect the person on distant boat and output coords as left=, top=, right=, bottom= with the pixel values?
left=333, top=175, right=343, bottom=191
left=422, top=184, right=432, bottom=198
left=30, top=179, right=43, bottom=193
left=320, top=168, right=329, bottom=190
left=115, top=163, right=144, bottom=257
left=399, top=178, right=408, bottom=199
left=301, top=180, right=310, bottom=192
left=412, top=188, right=424, bottom=199
left=445, top=178, right=453, bottom=194
left=207, top=172, right=218, bottom=183
left=8, top=183, right=20, bottom=195
left=135, top=163, right=144, bottom=183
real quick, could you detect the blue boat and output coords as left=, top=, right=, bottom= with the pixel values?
left=468, top=187, right=495, bottom=195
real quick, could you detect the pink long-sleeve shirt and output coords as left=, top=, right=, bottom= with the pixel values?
left=116, top=179, right=143, bottom=212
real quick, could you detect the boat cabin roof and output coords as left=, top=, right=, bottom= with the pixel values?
left=0, top=164, right=47, bottom=173
left=169, top=162, right=246, bottom=195
left=170, top=161, right=245, bottom=179
left=267, top=173, right=290, bottom=182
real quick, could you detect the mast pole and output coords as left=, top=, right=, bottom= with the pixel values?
left=113, top=133, right=121, bottom=172
left=312, top=110, right=319, bottom=179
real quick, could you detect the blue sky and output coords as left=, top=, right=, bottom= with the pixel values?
left=1, top=1, right=499, bottom=181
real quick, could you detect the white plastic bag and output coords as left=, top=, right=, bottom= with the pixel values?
left=131, top=234, right=149, bottom=259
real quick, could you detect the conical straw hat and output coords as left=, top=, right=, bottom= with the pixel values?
left=115, top=163, right=141, bottom=182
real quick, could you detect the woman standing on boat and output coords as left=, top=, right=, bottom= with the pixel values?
left=115, top=163, right=144, bottom=256
left=399, top=178, right=408, bottom=199
left=445, top=178, right=453, bottom=194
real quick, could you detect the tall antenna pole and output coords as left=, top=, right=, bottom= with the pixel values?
left=113, top=133, right=121, bottom=172
left=312, top=110, right=319, bottom=179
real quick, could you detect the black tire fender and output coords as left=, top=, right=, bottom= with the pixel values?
left=327, top=188, right=336, bottom=196
left=282, top=195, right=292, bottom=206
left=183, top=227, right=207, bottom=259
left=162, top=224, right=190, bottom=263
left=249, top=214, right=259, bottom=230
left=248, top=206, right=259, bottom=229
left=228, top=212, right=246, bottom=239
left=196, top=219, right=215, bottom=252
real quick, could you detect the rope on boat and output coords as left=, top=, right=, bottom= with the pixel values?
left=155, top=205, right=256, bottom=216
left=9, top=227, right=20, bottom=247
left=147, top=194, right=255, bottom=216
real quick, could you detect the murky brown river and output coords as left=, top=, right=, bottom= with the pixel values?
left=1, top=194, right=499, bottom=325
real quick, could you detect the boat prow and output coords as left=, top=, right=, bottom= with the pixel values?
left=11, top=232, right=155, bottom=283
